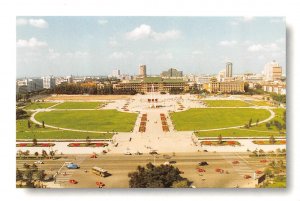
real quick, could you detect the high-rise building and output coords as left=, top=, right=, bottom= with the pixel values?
left=263, top=60, right=282, bottom=81
left=161, top=68, right=183, bottom=77
left=139, top=65, right=147, bottom=77
left=42, top=76, right=56, bottom=89
left=225, top=62, right=233, bottom=77
left=112, top=69, right=121, bottom=78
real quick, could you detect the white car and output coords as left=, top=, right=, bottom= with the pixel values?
left=124, top=152, right=132, bottom=155
left=34, top=160, right=44, bottom=164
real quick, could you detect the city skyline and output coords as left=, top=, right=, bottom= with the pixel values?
left=16, top=16, right=286, bottom=77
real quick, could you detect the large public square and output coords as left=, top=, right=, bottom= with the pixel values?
left=16, top=93, right=286, bottom=188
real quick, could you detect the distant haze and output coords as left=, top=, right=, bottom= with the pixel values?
left=16, top=16, right=286, bottom=77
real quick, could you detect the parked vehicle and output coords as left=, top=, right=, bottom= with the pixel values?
left=199, top=161, right=209, bottom=166
left=69, top=179, right=78, bottom=184
left=34, top=160, right=44, bottom=164
left=124, top=152, right=132, bottom=155
left=67, top=163, right=80, bottom=169
left=244, top=175, right=252, bottom=179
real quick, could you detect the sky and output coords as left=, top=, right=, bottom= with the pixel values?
left=16, top=16, right=286, bottom=78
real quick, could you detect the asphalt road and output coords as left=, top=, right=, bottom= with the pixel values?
left=16, top=152, right=286, bottom=188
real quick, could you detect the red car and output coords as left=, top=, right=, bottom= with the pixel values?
left=260, top=159, right=268, bottom=163
left=90, top=154, right=97, bottom=158
left=255, top=170, right=263, bottom=174
left=215, top=168, right=224, bottom=173
left=244, top=175, right=252, bottom=179
left=197, top=168, right=206, bottom=173
left=96, top=181, right=105, bottom=188
left=69, top=179, right=78, bottom=184
left=232, top=160, right=239, bottom=165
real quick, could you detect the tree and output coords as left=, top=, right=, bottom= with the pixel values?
left=49, top=150, right=56, bottom=159
left=86, top=136, right=91, bottom=145
left=42, top=121, right=45, bottom=128
left=23, top=169, right=34, bottom=187
left=218, top=134, right=223, bottom=144
left=256, top=119, right=259, bottom=126
left=24, top=150, right=30, bottom=159
left=266, top=122, right=271, bottom=129
left=16, top=109, right=28, bottom=120
left=41, top=150, right=48, bottom=159
left=34, top=152, right=39, bottom=159
left=269, top=135, right=276, bottom=144
left=128, top=163, right=190, bottom=188
left=32, top=137, right=37, bottom=146
left=248, top=118, right=252, bottom=127
left=16, top=168, right=23, bottom=181
left=244, top=82, right=250, bottom=92
left=172, top=180, right=190, bottom=188
left=35, top=170, right=46, bottom=181
left=27, top=120, right=31, bottom=129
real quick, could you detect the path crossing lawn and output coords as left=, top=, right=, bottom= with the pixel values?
left=170, top=108, right=271, bottom=131
left=35, top=109, right=137, bottom=132
left=52, top=102, right=104, bottom=109
left=24, top=102, right=57, bottom=110
left=202, top=100, right=251, bottom=107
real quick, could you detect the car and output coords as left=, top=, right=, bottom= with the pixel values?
left=255, top=170, right=263, bottom=174
left=203, top=150, right=208, bottom=152
left=215, top=168, right=224, bottom=173
left=135, top=151, right=143, bottom=155
left=149, top=151, right=158, bottom=155
left=232, top=160, right=239, bottom=165
left=69, top=179, right=78, bottom=184
left=198, top=161, right=209, bottom=166
left=67, top=163, right=80, bottom=169
left=244, top=175, right=252, bottom=179
left=124, top=152, right=132, bottom=155
left=34, top=160, right=44, bottom=164
left=197, top=168, right=206, bottom=173
left=90, top=154, right=97, bottom=158
left=260, top=159, right=268, bottom=163
left=164, top=161, right=170, bottom=165
left=169, top=160, right=176, bottom=164
left=96, top=181, right=105, bottom=188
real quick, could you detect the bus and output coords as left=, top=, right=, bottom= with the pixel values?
left=92, top=166, right=110, bottom=177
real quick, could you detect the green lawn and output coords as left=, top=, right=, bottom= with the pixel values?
left=195, top=128, right=284, bottom=138
left=52, top=102, right=104, bottom=109
left=35, top=109, right=137, bottom=132
left=251, top=101, right=272, bottom=106
left=170, top=108, right=271, bottom=131
left=17, top=130, right=113, bottom=139
left=24, top=102, right=57, bottom=110
left=17, top=119, right=53, bottom=132
left=202, top=100, right=251, bottom=107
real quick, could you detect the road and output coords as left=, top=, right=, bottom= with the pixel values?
left=16, top=152, right=286, bottom=188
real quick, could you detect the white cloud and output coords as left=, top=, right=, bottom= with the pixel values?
left=98, top=19, right=108, bottom=25
left=248, top=43, right=280, bottom=52
left=230, top=16, right=254, bottom=26
left=126, top=24, right=180, bottom=41
left=248, top=44, right=264, bottom=52
left=109, top=51, right=133, bottom=59
left=16, top=37, right=48, bottom=48
left=219, top=40, right=237, bottom=46
left=16, top=18, right=48, bottom=28
left=65, top=51, right=89, bottom=58
left=48, top=49, right=60, bottom=60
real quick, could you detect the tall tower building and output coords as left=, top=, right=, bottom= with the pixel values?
left=225, top=62, right=233, bottom=77
left=263, top=60, right=282, bottom=81
left=139, top=65, right=147, bottom=77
